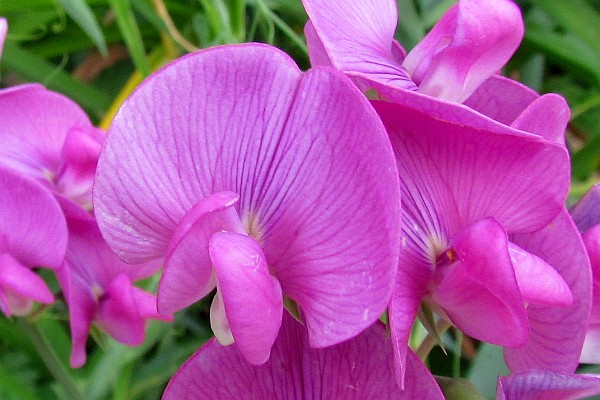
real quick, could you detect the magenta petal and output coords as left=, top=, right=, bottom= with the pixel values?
left=497, top=371, right=600, bottom=400
left=0, top=166, right=67, bottom=269
left=0, top=85, right=93, bottom=183
left=375, top=100, right=569, bottom=235
left=158, top=191, right=244, bottom=315
left=432, top=218, right=529, bottom=347
left=506, top=210, right=592, bottom=372
left=0, top=253, right=54, bottom=306
left=403, top=0, right=524, bottom=102
left=209, top=231, right=283, bottom=365
left=162, top=313, right=443, bottom=399
left=96, top=274, right=145, bottom=346
left=463, top=75, right=539, bottom=125
left=508, top=243, right=572, bottom=307
left=511, top=94, right=570, bottom=146
left=302, top=0, right=416, bottom=91
left=59, top=264, right=96, bottom=368
left=304, top=21, right=332, bottom=67
left=95, top=44, right=401, bottom=349
left=389, top=252, right=432, bottom=387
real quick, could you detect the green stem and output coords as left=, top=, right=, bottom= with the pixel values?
left=453, top=330, right=463, bottom=378
left=255, top=0, right=308, bottom=55
left=17, top=319, right=85, bottom=400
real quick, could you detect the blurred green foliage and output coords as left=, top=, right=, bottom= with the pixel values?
left=1, top=0, right=600, bottom=398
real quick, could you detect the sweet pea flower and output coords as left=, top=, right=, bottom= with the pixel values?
left=569, top=184, right=600, bottom=363
left=94, top=44, right=401, bottom=365
left=497, top=371, right=600, bottom=400
left=0, top=165, right=67, bottom=317
left=162, top=312, right=443, bottom=400
left=373, top=100, right=591, bottom=384
left=302, top=0, right=570, bottom=144
left=57, top=200, right=168, bottom=368
left=0, top=84, right=104, bottom=209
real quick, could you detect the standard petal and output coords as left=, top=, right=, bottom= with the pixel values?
left=302, top=0, right=416, bottom=91
left=403, top=0, right=524, bottom=102
left=432, top=218, right=529, bottom=347
left=505, top=210, right=592, bottom=372
left=95, top=44, right=401, bottom=348
left=158, top=191, right=244, bottom=315
left=94, top=44, right=303, bottom=262
left=209, top=231, right=283, bottom=365
left=162, top=313, right=443, bottom=399
left=497, top=371, right=600, bottom=400
left=374, top=100, right=569, bottom=239
left=0, top=165, right=67, bottom=268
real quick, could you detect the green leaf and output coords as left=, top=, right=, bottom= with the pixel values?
left=524, top=26, right=600, bottom=87
left=467, top=343, right=510, bottom=399
left=56, top=0, right=108, bottom=56
left=1, top=43, right=112, bottom=119
left=108, top=0, right=151, bottom=76
left=531, top=0, right=600, bottom=55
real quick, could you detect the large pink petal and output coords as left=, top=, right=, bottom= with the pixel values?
left=162, top=313, right=443, bottom=399
left=0, top=165, right=67, bottom=268
left=505, top=210, right=592, bottom=372
left=209, top=232, right=283, bottom=365
left=95, top=44, right=401, bottom=348
left=403, top=0, right=524, bottom=102
left=302, top=0, right=416, bottom=91
left=158, top=191, right=244, bottom=315
left=463, top=75, right=539, bottom=126
left=497, top=371, right=600, bottom=400
left=432, top=218, right=529, bottom=347
left=0, top=84, right=93, bottom=182
left=374, top=100, right=569, bottom=238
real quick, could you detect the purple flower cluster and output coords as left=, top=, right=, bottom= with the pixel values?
left=2, top=0, right=600, bottom=398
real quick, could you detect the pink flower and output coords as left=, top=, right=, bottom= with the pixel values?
left=0, top=84, right=104, bottom=209
left=93, top=44, right=401, bottom=365
left=0, top=165, right=67, bottom=316
left=57, top=200, right=168, bottom=367
left=302, top=0, right=570, bottom=144
left=162, top=313, right=443, bottom=399
left=373, top=100, right=590, bottom=384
